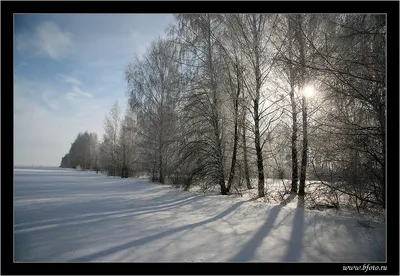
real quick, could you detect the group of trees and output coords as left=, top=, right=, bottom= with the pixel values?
left=60, top=131, right=99, bottom=171
left=61, top=14, right=385, bottom=211
left=307, top=14, right=386, bottom=209
left=98, top=101, right=138, bottom=178
left=60, top=101, right=138, bottom=178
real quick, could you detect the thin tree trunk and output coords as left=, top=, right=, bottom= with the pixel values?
left=254, top=98, right=265, bottom=198
left=159, top=144, right=164, bottom=184
left=253, top=16, right=265, bottom=198
left=206, top=14, right=227, bottom=195
left=288, top=15, right=299, bottom=194
left=216, top=118, right=226, bottom=195
left=297, top=14, right=307, bottom=197
left=299, top=96, right=308, bottom=196
left=290, top=93, right=299, bottom=194
left=95, top=154, right=98, bottom=173
left=226, top=117, right=238, bottom=192
left=242, top=105, right=252, bottom=190
left=152, top=160, right=156, bottom=182
left=227, top=65, right=241, bottom=193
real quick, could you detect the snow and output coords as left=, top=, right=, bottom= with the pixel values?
left=14, top=166, right=385, bottom=262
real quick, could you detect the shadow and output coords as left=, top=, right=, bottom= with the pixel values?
left=15, top=195, right=205, bottom=235
left=146, top=190, right=205, bottom=206
left=280, top=192, right=297, bottom=207
left=68, top=201, right=245, bottom=262
left=297, top=195, right=304, bottom=208
left=229, top=205, right=283, bottom=262
left=281, top=197, right=305, bottom=262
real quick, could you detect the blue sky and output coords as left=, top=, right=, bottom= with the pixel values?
left=14, top=14, right=174, bottom=166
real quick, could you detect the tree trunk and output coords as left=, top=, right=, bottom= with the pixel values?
left=151, top=161, right=156, bottom=182
left=253, top=16, right=265, bottom=198
left=206, top=14, right=226, bottom=195
left=242, top=106, right=252, bottom=190
left=159, top=147, right=164, bottom=184
left=220, top=178, right=228, bottom=195
left=226, top=119, right=238, bottom=193
left=214, top=111, right=227, bottom=195
left=290, top=94, right=299, bottom=194
left=297, top=14, right=307, bottom=197
left=288, top=15, right=299, bottom=194
left=254, top=98, right=265, bottom=198
left=299, top=96, right=308, bottom=196
left=226, top=65, right=241, bottom=193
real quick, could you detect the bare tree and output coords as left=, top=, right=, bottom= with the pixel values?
left=293, top=14, right=385, bottom=209
left=240, top=101, right=252, bottom=190
left=296, top=14, right=308, bottom=197
left=89, top=133, right=99, bottom=173
left=100, top=101, right=121, bottom=176
left=126, top=37, right=181, bottom=184
left=170, top=14, right=231, bottom=194
left=287, top=15, right=299, bottom=194
left=225, top=14, right=285, bottom=198
left=118, top=105, right=138, bottom=178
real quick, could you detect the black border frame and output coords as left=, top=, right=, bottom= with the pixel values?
left=2, top=1, right=399, bottom=275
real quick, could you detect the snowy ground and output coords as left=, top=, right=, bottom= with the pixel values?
left=14, top=166, right=385, bottom=262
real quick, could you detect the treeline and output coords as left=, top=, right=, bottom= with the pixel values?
left=60, top=102, right=138, bottom=178
left=60, top=131, right=99, bottom=171
left=61, top=14, right=385, bottom=210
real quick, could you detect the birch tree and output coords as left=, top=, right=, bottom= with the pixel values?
left=170, top=14, right=232, bottom=194
left=126, top=37, right=181, bottom=183
left=225, top=14, right=285, bottom=198
left=100, top=101, right=121, bottom=176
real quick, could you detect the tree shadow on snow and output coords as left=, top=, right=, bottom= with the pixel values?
left=229, top=194, right=300, bottom=262
left=68, top=201, right=245, bottom=262
left=15, top=195, right=204, bottom=235
left=280, top=192, right=297, bottom=206
left=229, top=204, right=283, bottom=262
left=281, top=196, right=305, bottom=262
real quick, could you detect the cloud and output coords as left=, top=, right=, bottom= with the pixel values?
left=15, top=76, right=60, bottom=111
left=65, top=86, right=94, bottom=101
left=57, top=74, right=82, bottom=86
left=14, top=76, right=36, bottom=98
left=14, top=95, right=47, bottom=117
left=16, top=62, right=30, bottom=69
left=41, top=91, right=59, bottom=110
left=15, top=33, right=30, bottom=52
left=16, top=21, right=74, bottom=60
left=56, top=75, right=94, bottom=104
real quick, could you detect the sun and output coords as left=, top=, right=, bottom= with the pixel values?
left=303, top=85, right=315, bottom=98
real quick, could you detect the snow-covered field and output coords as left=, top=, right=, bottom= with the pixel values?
left=14, top=166, right=385, bottom=262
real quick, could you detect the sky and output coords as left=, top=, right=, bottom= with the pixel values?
left=14, top=14, right=174, bottom=166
